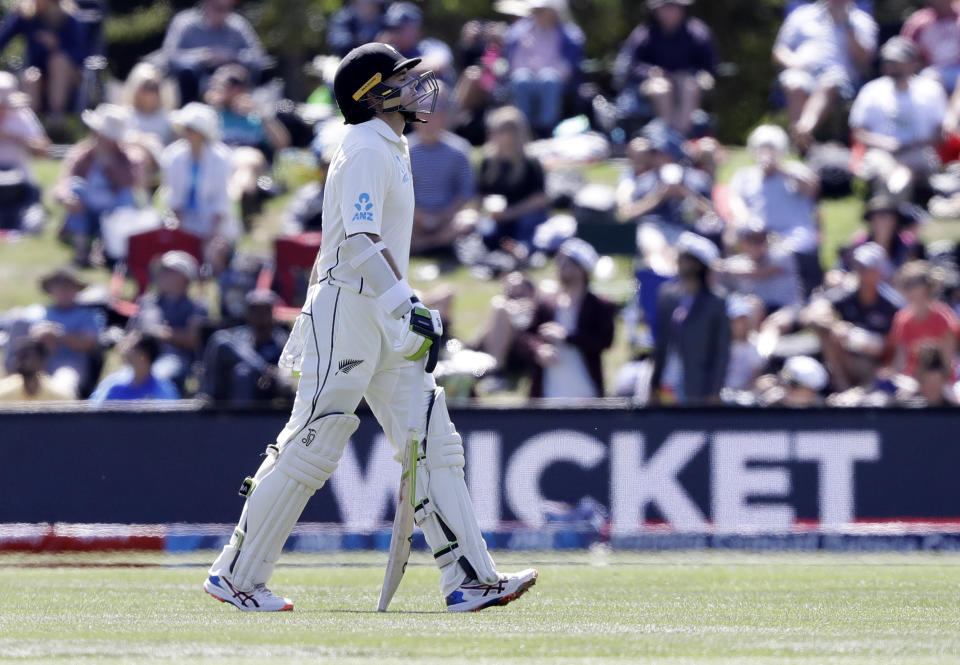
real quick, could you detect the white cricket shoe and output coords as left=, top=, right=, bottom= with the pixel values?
left=445, top=568, right=538, bottom=612
left=203, top=575, right=294, bottom=612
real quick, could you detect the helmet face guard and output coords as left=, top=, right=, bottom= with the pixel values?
left=358, top=70, right=440, bottom=121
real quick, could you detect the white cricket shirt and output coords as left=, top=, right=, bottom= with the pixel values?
left=317, top=117, right=415, bottom=292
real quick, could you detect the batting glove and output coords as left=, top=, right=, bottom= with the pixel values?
left=395, top=300, right=443, bottom=372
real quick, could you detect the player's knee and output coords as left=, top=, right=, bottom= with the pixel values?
left=275, top=412, right=359, bottom=490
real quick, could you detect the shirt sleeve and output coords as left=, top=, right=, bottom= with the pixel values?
left=848, top=87, right=868, bottom=129
left=773, top=12, right=800, bottom=51
left=851, top=12, right=879, bottom=54
left=340, top=147, right=391, bottom=237
left=454, top=149, right=476, bottom=201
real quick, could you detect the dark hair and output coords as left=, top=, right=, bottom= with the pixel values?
left=132, top=333, right=161, bottom=364
left=916, top=344, right=946, bottom=375
left=14, top=337, right=47, bottom=360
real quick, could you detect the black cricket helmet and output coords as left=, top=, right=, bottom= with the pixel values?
left=333, top=42, right=439, bottom=125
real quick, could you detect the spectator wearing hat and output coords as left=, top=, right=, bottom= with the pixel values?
left=55, top=103, right=139, bottom=266
left=718, top=218, right=804, bottom=315
left=901, top=0, right=960, bottom=94
left=723, top=294, right=764, bottom=393
left=808, top=242, right=904, bottom=391
left=617, top=120, right=714, bottom=245
left=514, top=238, right=616, bottom=399
left=889, top=260, right=960, bottom=378
left=476, top=105, right=551, bottom=250
left=728, top=124, right=822, bottom=294
left=199, top=290, right=292, bottom=403
left=128, top=250, right=207, bottom=390
left=613, top=0, right=717, bottom=136
left=766, top=355, right=829, bottom=407
left=849, top=36, right=947, bottom=197
left=122, top=62, right=174, bottom=146
left=0, top=336, right=73, bottom=402
left=163, top=102, right=238, bottom=245
left=0, top=71, right=49, bottom=232
left=379, top=2, right=456, bottom=82
left=503, top=0, right=584, bottom=138
left=839, top=194, right=926, bottom=272
left=774, top=0, right=878, bottom=150
left=89, top=332, right=180, bottom=402
left=650, top=232, right=730, bottom=405
left=0, top=0, right=85, bottom=128
left=409, top=88, right=476, bottom=255
left=327, top=0, right=387, bottom=57
left=30, top=267, right=104, bottom=398
left=162, top=0, right=267, bottom=104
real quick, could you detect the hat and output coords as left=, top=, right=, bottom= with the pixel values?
left=677, top=231, right=719, bottom=268
left=384, top=1, right=423, bottom=28
left=0, top=71, right=28, bottom=108
left=81, top=103, right=131, bottom=142
left=647, top=0, right=693, bottom=8
left=529, top=0, right=568, bottom=13
left=738, top=216, right=768, bottom=237
left=333, top=42, right=422, bottom=125
left=170, top=102, right=221, bottom=141
left=852, top=242, right=889, bottom=271
left=211, top=63, right=250, bottom=90
left=159, top=250, right=199, bottom=281
left=746, top=124, right=789, bottom=157
left=863, top=194, right=900, bottom=220
left=244, top=289, right=279, bottom=308
left=40, top=267, right=87, bottom=293
left=557, top=237, right=599, bottom=274
left=642, top=119, right=685, bottom=160
left=780, top=355, right=829, bottom=391
left=880, top=36, right=918, bottom=63
left=726, top=294, right=755, bottom=320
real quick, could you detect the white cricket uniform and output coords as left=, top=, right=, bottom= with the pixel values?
left=275, top=116, right=426, bottom=456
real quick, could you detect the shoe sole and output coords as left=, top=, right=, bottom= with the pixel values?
left=203, top=581, right=294, bottom=612
left=463, top=570, right=539, bottom=613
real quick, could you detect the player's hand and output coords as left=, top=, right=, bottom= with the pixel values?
left=395, top=300, right=443, bottom=372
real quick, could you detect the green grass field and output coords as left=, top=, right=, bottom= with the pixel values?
left=2, top=550, right=959, bottom=664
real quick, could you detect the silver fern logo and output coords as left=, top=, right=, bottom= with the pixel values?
left=337, top=359, right=364, bottom=375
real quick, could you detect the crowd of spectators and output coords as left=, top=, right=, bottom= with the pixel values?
left=2, top=0, right=960, bottom=409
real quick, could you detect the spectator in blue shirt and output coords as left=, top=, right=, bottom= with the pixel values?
left=409, top=91, right=476, bottom=254
left=0, top=0, right=85, bottom=125
left=327, top=0, right=386, bottom=57
left=90, top=332, right=180, bottom=403
left=613, top=0, right=717, bottom=136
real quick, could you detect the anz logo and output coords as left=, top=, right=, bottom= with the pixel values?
left=352, top=193, right=374, bottom=222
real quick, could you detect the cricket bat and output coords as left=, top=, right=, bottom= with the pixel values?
left=377, top=358, right=426, bottom=611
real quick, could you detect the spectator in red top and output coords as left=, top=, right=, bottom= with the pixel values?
left=889, top=260, right=960, bottom=377
left=901, top=0, right=960, bottom=93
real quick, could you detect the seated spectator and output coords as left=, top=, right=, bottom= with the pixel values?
left=613, top=0, right=716, bottom=136
left=200, top=290, right=292, bottom=403
left=849, top=37, right=947, bottom=198
left=718, top=219, right=803, bottom=315
left=514, top=239, right=616, bottom=398
left=163, top=102, right=239, bottom=246
left=0, top=0, right=85, bottom=128
left=764, top=355, right=829, bottom=407
left=89, top=332, right=180, bottom=402
left=379, top=2, right=455, bottom=82
left=204, top=64, right=290, bottom=223
left=839, top=194, right=926, bottom=271
left=327, top=0, right=387, bottom=57
left=0, top=71, right=49, bottom=232
left=898, top=342, right=958, bottom=406
left=452, top=19, right=507, bottom=145
left=618, top=121, right=714, bottom=245
left=728, top=124, right=822, bottom=294
left=774, top=0, right=878, bottom=150
left=162, top=0, right=267, bottom=104
left=809, top=242, right=903, bottom=391
left=472, top=270, right=538, bottom=376
left=55, top=103, right=138, bottom=266
left=123, top=62, right=173, bottom=145
left=650, top=232, right=730, bottom=404
left=503, top=0, right=583, bottom=138
left=724, top=295, right=764, bottom=393
left=615, top=136, right=654, bottom=219
left=31, top=267, right=104, bottom=398
left=476, top=105, right=550, bottom=250
left=0, top=336, right=72, bottom=402
left=901, top=0, right=960, bottom=93
left=128, top=250, right=207, bottom=390
left=409, top=91, right=476, bottom=254
left=889, top=260, right=960, bottom=378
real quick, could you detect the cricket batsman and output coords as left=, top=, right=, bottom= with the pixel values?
left=204, top=43, right=538, bottom=612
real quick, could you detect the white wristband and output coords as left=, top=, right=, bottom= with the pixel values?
left=378, top=280, right=416, bottom=318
